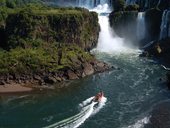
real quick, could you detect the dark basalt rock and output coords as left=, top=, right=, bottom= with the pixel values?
left=148, top=101, right=170, bottom=128
left=166, top=73, right=170, bottom=89
left=109, top=11, right=138, bottom=44
left=43, top=76, right=57, bottom=84
left=145, top=8, right=162, bottom=43
left=0, top=59, right=112, bottom=87
left=140, top=38, right=170, bottom=65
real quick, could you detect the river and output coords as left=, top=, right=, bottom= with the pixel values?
left=0, top=4, right=170, bottom=128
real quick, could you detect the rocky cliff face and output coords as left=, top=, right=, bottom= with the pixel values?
left=109, top=0, right=170, bottom=46
left=145, top=8, right=162, bottom=43
left=109, top=11, right=138, bottom=44
left=0, top=6, right=112, bottom=87
left=160, top=10, right=170, bottom=40
left=5, top=8, right=99, bottom=51
left=126, top=0, right=170, bottom=11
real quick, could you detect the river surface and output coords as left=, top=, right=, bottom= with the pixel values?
left=1, top=4, right=170, bottom=128
left=0, top=50, right=169, bottom=128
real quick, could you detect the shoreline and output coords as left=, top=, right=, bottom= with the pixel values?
left=0, top=59, right=113, bottom=94
left=0, top=84, right=33, bottom=93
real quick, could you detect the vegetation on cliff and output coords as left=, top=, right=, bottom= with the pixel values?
left=1, top=5, right=99, bottom=51
left=0, top=44, right=93, bottom=75
left=0, top=0, right=41, bottom=8
left=0, top=4, right=109, bottom=86
left=109, top=0, right=165, bottom=45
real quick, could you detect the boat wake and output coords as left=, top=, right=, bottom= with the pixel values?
left=44, top=96, right=107, bottom=128
left=123, top=116, right=150, bottom=128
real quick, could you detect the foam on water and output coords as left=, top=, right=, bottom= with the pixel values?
left=124, top=116, right=150, bottom=128
left=79, top=96, right=94, bottom=107
left=92, top=97, right=107, bottom=115
left=90, top=4, right=111, bottom=14
left=44, top=96, right=107, bottom=128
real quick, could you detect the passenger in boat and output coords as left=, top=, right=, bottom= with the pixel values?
left=93, top=91, right=104, bottom=102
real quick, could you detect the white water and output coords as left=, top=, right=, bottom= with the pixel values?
left=79, top=96, right=94, bottom=107
left=160, top=10, right=170, bottom=40
left=76, top=0, right=111, bottom=9
left=94, top=15, right=135, bottom=54
left=124, top=116, right=150, bottom=128
left=90, top=4, right=111, bottom=14
left=90, top=4, right=137, bottom=54
left=137, top=12, right=146, bottom=41
left=44, top=96, right=107, bottom=128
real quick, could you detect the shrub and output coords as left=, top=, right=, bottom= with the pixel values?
left=125, top=4, right=139, bottom=11
left=113, top=0, right=125, bottom=12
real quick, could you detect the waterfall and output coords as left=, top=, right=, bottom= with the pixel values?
left=157, top=0, right=161, bottom=7
left=137, top=12, right=146, bottom=41
left=90, top=4, right=135, bottom=53
left=160, top=10, right=170, bottom=40
left=77, top=0, right=110, bottom=9
left=96, top=15, right=127, bottom=53
left=126, top=0, right=136, bottom=5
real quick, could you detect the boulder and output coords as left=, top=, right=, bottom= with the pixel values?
left=44, top=76, right=57, bottom=84
left=82, top=63, right=94, bottom=76
left=67, top=70, right=79, bottom=80
left=149, top=101, right=170, bottom=128
left=0, top=80, right=5, bottom=85
left=55, top=77, right=62, bottom=82
left=33, top=75, right=42, bottom=81
left=166, top=73, right=170, bottom=89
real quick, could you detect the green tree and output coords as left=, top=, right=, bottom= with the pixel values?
left=6, top=0, right=16, bottom=8
left=113, top=0, right=125, bottom=12
left=0, top=0, right=6, bottom=6
left=125, top=4, right=139, bottom=11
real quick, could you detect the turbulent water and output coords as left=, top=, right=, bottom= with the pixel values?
left=0, top=3, right=170, bottom=128
left=0, top=47, right=169, bottom=128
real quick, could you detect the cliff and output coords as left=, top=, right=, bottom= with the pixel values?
left=0, top=5, right=111, bottom=88
left=108, top=1, right=167, bottom=46
left=109, top=11, right=138, bottom=43
left=125, top=0, right=170, bottom=11
left=5, top=7, right=99, bottom=51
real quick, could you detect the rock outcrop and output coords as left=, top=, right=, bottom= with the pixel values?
left=148, top=101, right=170, bottom=128
left=0, top=58, right=112, bottom=86
left=140, top=38, right=170, bottom=65
left=145, top=8, right=162, bottom=43
left=125, top=0, right=170, bottom=11
left=0, top=5, right=113, bottom=88
left=109, top=11, right=138, bottom=43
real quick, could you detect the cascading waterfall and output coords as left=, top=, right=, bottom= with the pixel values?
left=126, top=0, right=136, bottom=5
left=157, top=0, right=161, bottom=6
left=137, top=12, right=146, bottom=41
left=91, top=3, right=137, bottom=55
left=96, top=15, right=127, bottom=53
left=160, top=10, right=170, bottom=40
left=76, top=0, right=111, bottom=9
